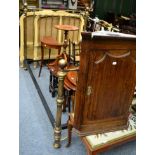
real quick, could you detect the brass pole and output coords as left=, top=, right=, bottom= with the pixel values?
left=84, top=7, right=90, bottom=31
left=23, top=2, right=28, bottom=69
left=53, top=59, right=67, bottom=148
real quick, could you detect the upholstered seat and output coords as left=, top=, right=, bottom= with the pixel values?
left=82, top=113, right=136, bottom=155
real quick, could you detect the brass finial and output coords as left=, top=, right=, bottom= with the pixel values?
left=58, top=59, right=67, bottom=70
left=23, top=2, right=28, bottom=15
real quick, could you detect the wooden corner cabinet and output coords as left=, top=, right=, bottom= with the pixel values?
left=73, top=32, right=136, bottom=135
left=64, top=32, right=136, bottom=153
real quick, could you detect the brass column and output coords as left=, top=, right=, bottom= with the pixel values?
left=53, top=59, right=67, bottom=148
left=84, top=7, right=90, bottom=31
left=23, top=2, right=28, bottom=69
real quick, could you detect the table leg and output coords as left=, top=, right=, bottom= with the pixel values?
left=48, top=49, right=51, bottom=65
left=63, top=30, right=68, bottom=54
left=38, top=45, right=44, bottom=77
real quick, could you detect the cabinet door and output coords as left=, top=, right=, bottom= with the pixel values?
left=74, top=33, right=136, bottom=136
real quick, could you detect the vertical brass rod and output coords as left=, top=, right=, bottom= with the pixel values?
left=53, top=59, right=67, bottom=148
left=32, top=10, right=35, bottom=48
left=84, top=7, right=90, bottom=31
left=23, top=2, right=28, bottom=69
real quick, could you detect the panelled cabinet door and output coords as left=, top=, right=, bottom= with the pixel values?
left=74, top=32, right=136, bottom=136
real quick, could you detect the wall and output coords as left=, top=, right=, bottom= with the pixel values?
left=94, top=0, right=136, bottom=19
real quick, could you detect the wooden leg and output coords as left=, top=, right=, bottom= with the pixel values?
left=71, top=91, right=75, bottom=112
left=71, top=94, right=75, bottom=112
left=63, top=90, right=71, bottom=113
left=62, top=98, right=67, bottom=112
left=53, top=75, right=58, bottom=94
left=33, top=62, right=38, bottom=69
left=66, top=119, right=73, bottom=147
left=58, top=48, right=61, bottom=55
left=48, top=49, right=51, bottom=65
left=86, top=150, right=94, bottom=155
left=68, top=93, right=71, bottom=113
left=38, top=45, right=44, bottom=77
left=49, top=75, right=58, bottom=97
left=84, top=143, right=95, bottom=155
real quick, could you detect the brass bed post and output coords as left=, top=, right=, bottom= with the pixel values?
left=53, top=59, right=67, bottom=148
left=23, top=1, right=28, bottom=69
left=83, top=7, right=90, bottom=31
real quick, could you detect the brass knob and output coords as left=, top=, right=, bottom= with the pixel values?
left=58, top=59, right=67, bottom=69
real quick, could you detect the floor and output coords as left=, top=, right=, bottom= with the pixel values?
left=19, top=64, right=136, bottom=155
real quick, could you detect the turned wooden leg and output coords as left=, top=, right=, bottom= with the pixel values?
left=71, top=94, right=75, bottom=112
left=38, top=45, right=44, bottom=77
left=58, top=48, right=61, bottom=55
left=67, top=93, right=71, bottom=113
left=53, top=75, right=58, bottom=95
left=66, top=119, right=73, bottom=147
left=63, top=90, right=72, bottom=113
left=62, top=98, right=67, bottom=112
left=50, top=75, right=58, bottom=97
left=48, top=49, right=51, bottom=65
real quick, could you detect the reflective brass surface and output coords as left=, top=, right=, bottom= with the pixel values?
left=53, top=59, right=67, bottom=148
left=23, top=2, right=28, bottom=69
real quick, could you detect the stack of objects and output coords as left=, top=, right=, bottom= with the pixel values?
left=118, top=14, right=136, bottom=35
left=77, top=0, right=87, bottom=10
left=104, top=12, right=136, bottom=35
